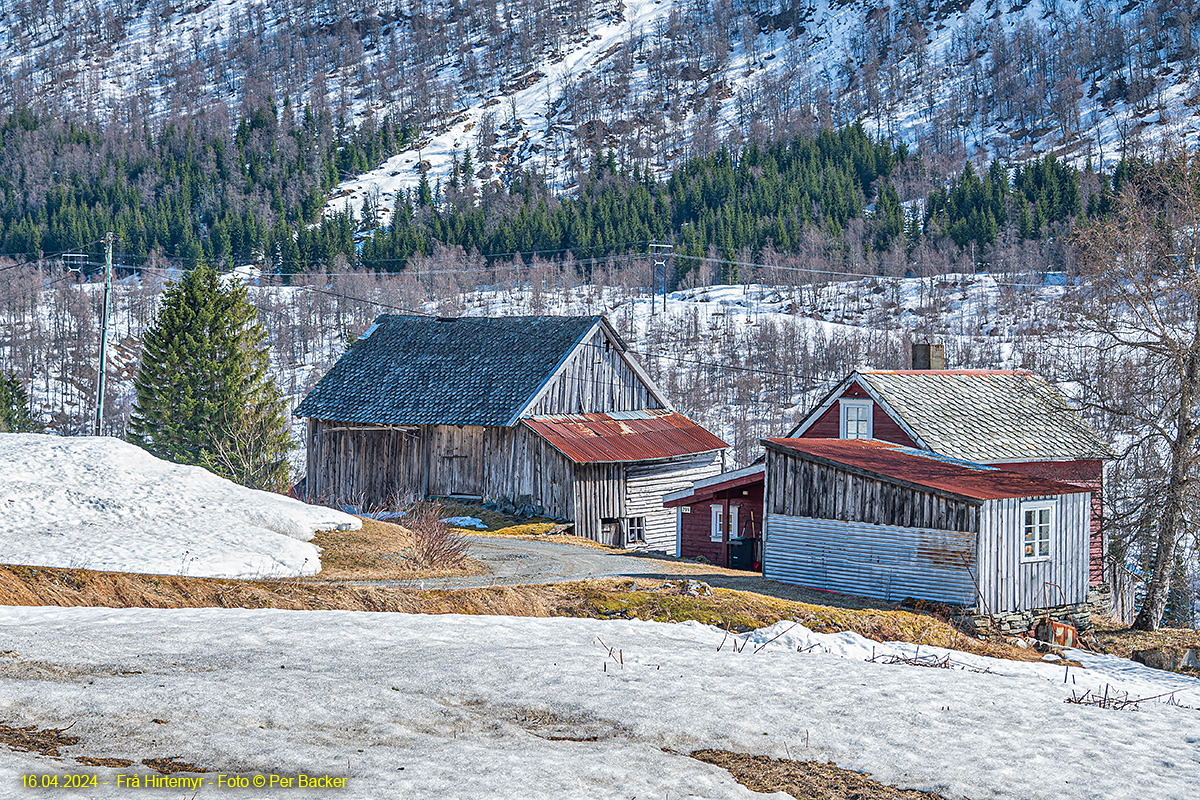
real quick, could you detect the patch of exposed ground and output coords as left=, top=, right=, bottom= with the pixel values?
left=691, top=750, right=952, bottom=800
left=1091, top=617, right=1200, bottom=659
left=0, top=722, right=78, bottom=756
left=141, top=756, right=207, bottom=774
left=0, top=565, right=1040, bottom=663
left=305, top=518, right=485, bottom=581
left=0, top=720, right=206, bottom=773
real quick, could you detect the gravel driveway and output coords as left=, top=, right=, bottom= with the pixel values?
left=355, top=535, right=886, bottom=609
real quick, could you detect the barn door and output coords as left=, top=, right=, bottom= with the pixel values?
left=428, top=427, right=484, bottom=498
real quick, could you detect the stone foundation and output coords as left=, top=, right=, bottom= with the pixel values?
left=1085, top=582, right=1114, bottom=619
left=954, top=584, right=1116, bottom=641
left=955, top=604, right=1094, bottom=639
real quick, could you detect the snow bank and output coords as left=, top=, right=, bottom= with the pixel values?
left=441, top=515, right=488, bottom=529
left=0, top=608, right=1196, bottom=799
left=0, top=434, right=360, bottom=578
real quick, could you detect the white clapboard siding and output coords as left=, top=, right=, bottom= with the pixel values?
left=764, top=515, right=977, bottom=606
left=626, top=453, right=722, bottom=551
left=976, top=492, right=1092, bottom=613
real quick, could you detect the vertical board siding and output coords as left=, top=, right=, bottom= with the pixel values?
left=527, top=327, right=663, bottom=416
left=572, top=463, right=625, bottom=544
left=305, top=420, right=423, bottom=506
left=765, top=450, right=980, bottom=533
left=974, top=492, right=1092, bottom=613
left=763, top=515, right=977, bottom=605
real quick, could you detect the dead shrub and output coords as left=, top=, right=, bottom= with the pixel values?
left=405, top=503, right=470, bottom=569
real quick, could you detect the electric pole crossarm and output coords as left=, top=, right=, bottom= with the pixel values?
left=95, top=232, right=114, bottom=436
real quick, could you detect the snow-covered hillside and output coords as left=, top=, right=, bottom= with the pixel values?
left=0, top=434, right=359, bottom=578
left=334, top=0, right=1200, bottom=224
left=3, top=268, right=1084, bottom=467
left=0, top=607, right=1196, bottom=798
left=1, top=0, right=1195, bottom=227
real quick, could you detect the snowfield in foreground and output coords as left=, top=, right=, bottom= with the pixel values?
left=0, top=434, right=359, bottom=578
left=0, top=608, right=1197, bottom=799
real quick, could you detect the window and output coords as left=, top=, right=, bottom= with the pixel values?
left=839, top=400, right=873, bottom=439
left=710, top=504, right=739, bottom=542
left=625, top=517, right=646, bottom=546
left=1022, top=502, right=1054, bottom=561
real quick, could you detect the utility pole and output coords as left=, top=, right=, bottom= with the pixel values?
left=650, top=241, right=673, bottom=315
left=95, top=231, right=114, bottom=436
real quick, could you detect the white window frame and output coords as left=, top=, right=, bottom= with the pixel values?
left=710, top=504, right=739, bottom=543
left=839, top=399, right=874, bottom=439
left=625, top=516, right=646, bottom=546
left=1021, top=500, right=1055, bottom=562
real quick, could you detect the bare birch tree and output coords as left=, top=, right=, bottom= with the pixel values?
left=1073, top=143, right=1200, bottom=631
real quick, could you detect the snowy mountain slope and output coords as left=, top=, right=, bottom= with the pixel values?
left=0, top=607, right=1196, bottom=798
left=0, top=434, right=359, bottom=577
left=0, top=0, right=1195, bottom=227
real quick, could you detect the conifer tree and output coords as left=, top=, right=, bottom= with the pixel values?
left=128, top=263, right=293, bottom=492
left=0, top=372, right=39, bottom=433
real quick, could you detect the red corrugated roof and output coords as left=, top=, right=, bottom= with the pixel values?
left=524, top=410, right=728, bottom=464
left=762, top=438, right=1087, bottom=501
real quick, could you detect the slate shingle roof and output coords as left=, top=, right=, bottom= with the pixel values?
left=294, top=315, right=602, bottom=426
left=857, top=370, right=1114, bottom=463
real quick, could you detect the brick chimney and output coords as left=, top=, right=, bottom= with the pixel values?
left=912, top=343, right=945, bottom=370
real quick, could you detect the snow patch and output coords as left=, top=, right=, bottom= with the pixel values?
left=0, top=434, right=359, bottom=578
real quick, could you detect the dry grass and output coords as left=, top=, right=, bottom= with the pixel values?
left=0, top=567, right=1039, bottom=663
left=1090, top=617, right=1200, bottom=659
left=0, top=722, right=79, bottom=757
left=306, top=517, right=485, bottom=581
left=691, top=750, right=950, bottom=800
left=434, top=500, right=614, bottom=548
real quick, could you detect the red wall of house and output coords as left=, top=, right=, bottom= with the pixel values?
left=988, top=459, right=1105, bottom=586
left=678, top=485, right=765, bottom=568
left=800, top=384, right=918, bottom=448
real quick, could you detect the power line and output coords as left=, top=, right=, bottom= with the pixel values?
left=292, top=282, right=825, bottom=391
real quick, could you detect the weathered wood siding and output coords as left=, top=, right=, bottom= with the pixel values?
left=305, top=419, right=423, bottom=505
left=625, top=453, right=723, bottom=551
left=765, top=449, right=981, bottom=534
left=572, top=464, right=625, bottom=544
left=976, top=492, right=1092, bottom=613
left=426, top=425, right=490, bottom=497
left=485, top=426, right=577, bottom=520
left=306, top=421, right=578, bottom=514
left=763, top=514, right=978, bottom=605
left=993, top=459, right=1105, bottom=586
left=526, top=326, right=664, bottom=416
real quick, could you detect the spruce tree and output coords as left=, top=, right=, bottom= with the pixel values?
left=129, top=263, right=293, bottom=492
left=0, top=372, right=39, bottom=432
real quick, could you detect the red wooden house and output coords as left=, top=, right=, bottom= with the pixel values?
left=663, top=465, right=764, bottom=569
left=785, top=346, right=1114, bottom=585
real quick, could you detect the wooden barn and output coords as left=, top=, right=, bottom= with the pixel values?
left=761, top=438, right=1093, bottom=614
left=294, top=314, right=727, bottom=547
left=663, top=465, right=764, bottom=569
left=785, top=346, right=1114, bottom=585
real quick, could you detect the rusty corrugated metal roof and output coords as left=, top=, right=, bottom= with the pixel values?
left=762, top=438, right=1088, bottom=501
left=524, top=410, right=728, bottom=464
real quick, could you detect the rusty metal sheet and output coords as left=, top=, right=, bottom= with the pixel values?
left=524, top=410, right=728, bottom=464
left=763, top=438, right=1087, bottom=501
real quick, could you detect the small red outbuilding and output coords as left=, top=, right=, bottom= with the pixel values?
left=663, top=465, right=764, bottom=569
